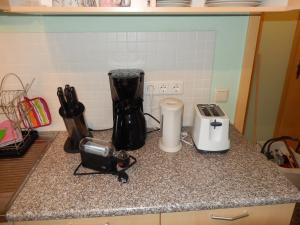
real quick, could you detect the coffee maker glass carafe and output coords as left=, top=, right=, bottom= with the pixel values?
left=108, top=69, right=146, bottom=150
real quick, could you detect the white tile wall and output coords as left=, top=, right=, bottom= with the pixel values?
left=0, top=31, right=216, bottom=131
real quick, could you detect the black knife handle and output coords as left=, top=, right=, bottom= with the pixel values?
left=64, top=85, right=71, bottom=100
left=64, top=85, right=73, bottom=115
left=57, top=87, right=68, bottom=115
left=70, top=86, right=80, bottom=115
left=70, top=87, right=79, bottom=104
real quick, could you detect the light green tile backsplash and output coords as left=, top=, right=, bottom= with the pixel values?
left=0, top=15, right=248, bottom=122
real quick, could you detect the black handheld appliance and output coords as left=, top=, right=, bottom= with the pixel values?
left=74, top=137, right=136, bottom=183
left=57, top=85, right=92, bottom=153
left=108, top=69, right=146, bottom=150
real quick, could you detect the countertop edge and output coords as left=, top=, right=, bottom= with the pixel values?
left=7, top=197, right=300, bottom=222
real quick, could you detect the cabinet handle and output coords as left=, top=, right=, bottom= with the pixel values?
left=210, top=211, right=249, bottom=221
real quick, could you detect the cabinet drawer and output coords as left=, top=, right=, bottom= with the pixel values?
left=161, top=203, right=295, bottom=225
left=14, top=214, right=160, bottom=225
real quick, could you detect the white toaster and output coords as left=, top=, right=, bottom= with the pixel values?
left=192, top=104, right=230, bottom=153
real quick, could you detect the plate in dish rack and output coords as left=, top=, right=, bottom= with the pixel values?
left=157, top=2, right=191, bottom=6
left=206, top=0, right=261, bottom=2
left=206, top=1, right=261, bottom=6
left=157, top=1, right=191, bottom=3
left=157, top=4, right=191, bottom=6
left=157, top=0, right=191, bottom=1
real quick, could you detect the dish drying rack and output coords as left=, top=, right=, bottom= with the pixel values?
left=0, top=73, right=38, bottom=157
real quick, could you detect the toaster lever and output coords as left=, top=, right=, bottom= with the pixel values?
left=210, top=120, right=222, bottom=129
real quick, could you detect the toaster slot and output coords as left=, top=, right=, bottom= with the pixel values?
left=197, top=104, right=225, bottom=117
left=201, top=107, right=212, bottom=117
left=208, top=105, right=224, bottom=117
left=209, top=106, right=220, bottom=116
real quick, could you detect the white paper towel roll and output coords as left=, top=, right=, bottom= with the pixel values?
left=159, top=98, right=184, bottom=153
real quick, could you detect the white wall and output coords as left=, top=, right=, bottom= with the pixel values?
left=0, top=31, right=216, bottom=131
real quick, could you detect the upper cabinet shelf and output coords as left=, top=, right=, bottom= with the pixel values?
left=0, top=0, right=299, bottom=15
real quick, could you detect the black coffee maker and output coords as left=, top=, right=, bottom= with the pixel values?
left=108, top=69, right=146, bottom=150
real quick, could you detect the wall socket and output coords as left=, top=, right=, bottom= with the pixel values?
left=144, top=81, right=184, bottom=95
left=215, top=89, right=229, bottom=102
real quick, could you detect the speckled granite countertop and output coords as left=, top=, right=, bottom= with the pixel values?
left=6, top=127, right=300, bottom=221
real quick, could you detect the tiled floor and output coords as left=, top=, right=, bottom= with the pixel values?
left=0, top=133, right=55, bottom=222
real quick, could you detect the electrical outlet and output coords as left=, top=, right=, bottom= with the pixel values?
left=145, top=82, right=156, bottom=94
left=144, top=81, right=158, bottom=95
left=144, top=81, right=184, bottom=95
left=215, top=89, right=229, bottom=102
left=169, top=81, right=183, bottom=94
left=158, top=82, right=169, bottom=94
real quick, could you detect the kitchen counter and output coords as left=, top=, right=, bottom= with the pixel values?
left=6, top=127, right=300, bottom=222
left=0, top=132, right=56, bottom=222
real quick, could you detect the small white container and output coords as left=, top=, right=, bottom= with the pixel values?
left=159, top=98, right=184, bottom=153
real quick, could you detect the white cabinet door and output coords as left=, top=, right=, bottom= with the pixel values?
left=161, top=204, right=295, bottom=225
left=14, top=214, right=160, bottom=225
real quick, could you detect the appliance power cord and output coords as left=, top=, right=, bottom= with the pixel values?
left=144, top=113, right=160, bottom=124
left=144, top=113, right=160, bottom=134
left=181, top=131, right=193, bottom=146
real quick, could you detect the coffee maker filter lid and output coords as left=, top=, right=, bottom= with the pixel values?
left=108, top=69, right=144, bottom=79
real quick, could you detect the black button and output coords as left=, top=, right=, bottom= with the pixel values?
left=210, top=120, right=222, bottom=129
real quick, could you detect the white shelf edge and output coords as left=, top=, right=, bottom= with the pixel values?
left=0, top=5, right=299, bottom=15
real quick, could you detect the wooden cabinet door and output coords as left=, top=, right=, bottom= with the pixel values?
left=275, top=13, right=300, bottom=142
left=14, top=214, right=160, bottom=225
left=0, top=0, right=10, bottom=11
left=161, top=204, right=295, bottom=225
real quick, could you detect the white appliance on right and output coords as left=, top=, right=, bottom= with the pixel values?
left=192, top=104, right=230, bottom=153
